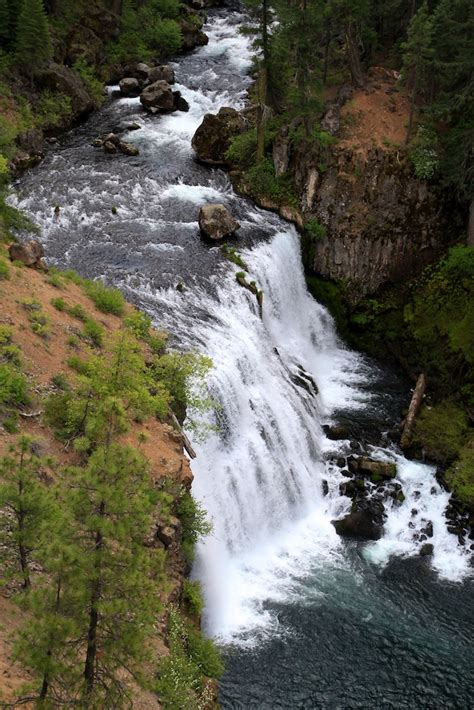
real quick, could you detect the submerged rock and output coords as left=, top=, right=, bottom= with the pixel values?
left=119, top=141, right=140, bottom=156
left=198, top=204, right=240, bottom=241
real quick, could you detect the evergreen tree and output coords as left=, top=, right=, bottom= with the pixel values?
left=68, top=443, right=164, bottom=704
left=401, top=1, right=434, bottom=143
left=15, top=0, right=52, bottom=72
left=0, top=0, right=10, bottom=47
left=0, top=437, right=54, bottom=590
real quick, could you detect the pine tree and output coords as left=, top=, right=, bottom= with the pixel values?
left=15, top=0, right=52, bottom=72
left=0, top=437, right=55, bottom=590
left=401, top=0, right=434, bottom=143
left=0, top=0, right=10, bottom=47
left=68, top=443, right=164, bottom=705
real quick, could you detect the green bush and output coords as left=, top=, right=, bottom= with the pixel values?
left=182, top=579, right=204, bottom=617
left=225, top=128, right=257, bottom=168
left=81, top=318, right=104, bottom=348
left=445, top=438, right=474, bottom=508
left=413, top=401, right=469, bottom=463
left=124, top=310, right=152, bottom=341
left=51, top=296, right=66, bottom=311
left=35, top=90, right=72, bottom=130
left=0, top=363, right=28, bottom=407
left=176, top=492, right=212, bottom=562
left=304, top=218, right=326, bottom=241
left=0, top=256, right=9, bottom=279
left=72, top=59, right=104, bottom=106
left=409, top=126, right=439, bottom=180
left=83, top=280, right=125, bottom=316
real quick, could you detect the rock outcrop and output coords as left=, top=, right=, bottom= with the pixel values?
left=140, top=80, right=175, bottom=113
left=36, top=63, right=95, bottom=121
left=198, top=204, right=240, bottom=240
left=333, top=497, right=385, bottom=540
left=192, top=107, right=246, bottom=165
left=9, top=240, right=45, bottom=269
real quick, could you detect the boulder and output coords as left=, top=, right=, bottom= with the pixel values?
left=173, top=91, right=190, bottom=112
left=192, top=107, right=246, bottom=165
left=16, top=129, right=44, bottom=157
left=357, top=457, right=397, bottom=480
left=102, top=133, right=120, bottom=146
left=420, top=543, right=434, bottom=556
left=148, top=64, right=175, bottom=85
left=36, top=63, right=94, bottom=118
left=333, top=497, right=385, bottom=540
left=321, top=103, right=341, bottom=135
left=119, top=141, right=140, bottom=156
left=323, top=424, right=349, bottom=441
left=103, top=140, right=118, bottom=154
left=9, top=240, right=45, bottom=268
left=119, top=77, right=140, bottom=96
left=135, top=62, right=152, bottom=81
left=180, top=17, right=209, bottom=51
left=198, top=204, right=240, bottom=241
left=140, top=80, right=175, bottom=112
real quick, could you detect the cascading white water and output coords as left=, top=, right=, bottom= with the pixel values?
left=10, top=7, right=472, bottom=650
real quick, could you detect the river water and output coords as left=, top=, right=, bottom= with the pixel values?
left=12, top=8, right=473, bottom=708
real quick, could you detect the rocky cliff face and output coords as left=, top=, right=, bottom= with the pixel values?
left=295, top=145, right=456, bottom=302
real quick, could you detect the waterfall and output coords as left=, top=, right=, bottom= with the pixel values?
left=10, top=7, right=472, bottom=650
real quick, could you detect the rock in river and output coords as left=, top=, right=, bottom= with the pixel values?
left=198, top=204, right=240, bottom=241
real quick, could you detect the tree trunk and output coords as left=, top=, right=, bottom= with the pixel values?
left=17, top=478, right=31, bottom=590
left=345, top=21, right=365, bottom=88
left=401, top=373, right=426, bottom=449
left=468, top=198, right=474, bottom=246
left=84, top=504, right=105, bottom=695
left=256, top=66, right=267, bottom=164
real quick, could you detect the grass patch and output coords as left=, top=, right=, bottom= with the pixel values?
left=413, top=400, right=470, bottom=463
left=83, top=280, right=125, bottom=316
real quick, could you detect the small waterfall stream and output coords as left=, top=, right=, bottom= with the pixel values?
left=11, top=7, right=473, bottom=706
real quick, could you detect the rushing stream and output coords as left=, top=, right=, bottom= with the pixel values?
left=12, top=8, right=473, bottom=708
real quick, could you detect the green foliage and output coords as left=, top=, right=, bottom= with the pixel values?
left=83, top=280, right=125, bottom=316
left=304, top=218, right=327, bottom=241
left=0, top=437, right=55, bottom=590
left=124, top=310, right=153, bottom=341
left=0, top=363, right=28, bottom=409
left=176, top=491, right=212, bottom=562
left=151, top=350, right=213, bottom=428
left=81, top=318, right=104, bottom=348
left=21, top=298, right=50, bottom=338
left=182, top=579, right=204, bottom=618
left=413, top=401, right=469, bottom=463
left=35, top=91, right=72, bottom=130
left=226, top=128, right=258, bottom=168
left=51, top=296, right=66, bottom=311
left=246, top=157, right=297, bottom=205
left=221, top=245, right=248, bottom=270
left=72, top=59, right=104, bottom=106
left=155, top=607, right=222, bottom=710
left=0, top=254, right=10, bottom=279
left=409, top=126, right=439, bottom=179
left=107, top=0, right=182, bottom=64
left=15, top=0, right=53, bottom=72
left=445, top=438, right=474, bottom=508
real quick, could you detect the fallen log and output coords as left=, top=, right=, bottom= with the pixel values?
left=169, top=409, right=197, bottom=460
left=400, top=373, right=426, bottom=449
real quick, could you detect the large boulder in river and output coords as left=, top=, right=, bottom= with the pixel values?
left=333, top=497, right=385, bottom=540
left=192, top=107, right=246, bottom=165
left=149, top=64, right=175, bottom=85
left=140, top=81, right=175, bottom=113
left=198, top=204, right=240, bottom=241
left=119, top=77, right=140, bottom=96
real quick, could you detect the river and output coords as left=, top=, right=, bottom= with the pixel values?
left=12, top=7, right=473, bottom=708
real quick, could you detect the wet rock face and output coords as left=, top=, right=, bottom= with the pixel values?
left=140, top=80, right=175, bottom=112
left=333, top=497, right=385, bottom=540
left=297, top=146, right=456, bottom=302
left=192, top=107, right=246, bottom=165
left=119, top=77, right=140, bottom=96
left=198, top=204, right=240, bottom=240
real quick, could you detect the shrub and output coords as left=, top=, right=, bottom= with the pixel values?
left=409, top=126, right=439, bottom=180
left=68, top=303, right=88, bottom=321
left=413, top=401, right=469, bottom=463
left=35, top=90, right=72, bottom=130
left=124, top=310, right=152, bottom=341
left=81, top=318, right=104, bottom=348
left=51, top=296, right=66, bottom=311
left=72, top=59, right=104, bottom=106
left=176, top=492, right=212, bottom=562
left=183, top=579, right=204, bottom=617
left=225, top=128, right=257, bottom=168
left=305, top=218, right=326, bottom=241
left=83, top=280, right=125, bottom=316
left=0, top=363, right=28, bottom=407
left=0, top=257, right=9, bottom=279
